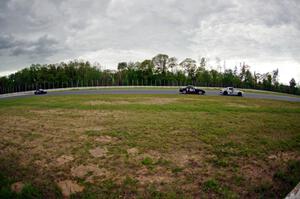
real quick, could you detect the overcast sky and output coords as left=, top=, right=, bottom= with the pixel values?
left=0, top=0, right=300, bottom=84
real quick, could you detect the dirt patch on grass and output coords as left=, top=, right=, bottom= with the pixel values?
left=56, top=155, right=74, bottom=166
left=11, top=182, right=25, bottom=193
left=240, top=162, right=273, bottom=183
left=137, top=150, right=162, bottom=162
left=275, top=151, right=300, bottom=162
left=95, top=136, right=118, bottom=143
left=34, top=159, right=49, bottom=169
left=170, top=153, right=190, bottom=167
left=168, top=150, right=206, bottom=168
left=127, top=148, right=139, bottom=155
left=136, top=167, right=173, bottom=186
left=57, top=180, right=84, bottom=197
left=89, top=147, right=108, bottom=158
left=71, top=164, right=109, bottom=183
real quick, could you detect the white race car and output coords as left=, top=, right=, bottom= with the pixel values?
left=220, top=87, right=243, bottom=96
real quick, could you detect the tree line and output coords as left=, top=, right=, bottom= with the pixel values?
left=0, top=54, right=299, bottom=95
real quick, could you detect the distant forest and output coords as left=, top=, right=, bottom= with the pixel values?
left=0, top=54, right=299, bottom=95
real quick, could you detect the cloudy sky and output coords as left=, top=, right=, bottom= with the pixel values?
left=0, top=0, right=300, bottom=84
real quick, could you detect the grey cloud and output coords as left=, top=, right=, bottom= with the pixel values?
left=11, top=35, right=60, bottom=57
left=0, top=33, right=60, bottom=58
left=0, top=0, right=299, bottom=82
left=0, top=35, right=19, bottom=50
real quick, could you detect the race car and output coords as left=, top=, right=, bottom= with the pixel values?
left=179, top=85, right=206, bottom=95
left=34, top=89, right=47, bottom=95
left=220, top=87, right=243, bottom=96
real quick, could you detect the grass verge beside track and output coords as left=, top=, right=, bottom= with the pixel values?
left=0, top=94, right=300, bottom=198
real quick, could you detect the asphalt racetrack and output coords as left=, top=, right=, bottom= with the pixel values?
left=1, top=88, right=300, bottom=102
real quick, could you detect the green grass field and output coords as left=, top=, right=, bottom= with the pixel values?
left=1, top=94, right=300, bottom=198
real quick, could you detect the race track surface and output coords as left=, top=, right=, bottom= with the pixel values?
left=1, top=88, right=300, bottom=102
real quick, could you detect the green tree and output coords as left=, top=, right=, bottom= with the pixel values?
left=199, top=57, right=207, bottom=70
left=289, top=78, right=297, bottom=94
left=222, top=69, right=235, bottom=87
left=167, top=57, right=178, bottom=73
left=244, top=70, right=254, bottom=88
left=117, top=62, right=128, bottom=71
left=152, top=54, right=169, bottom=75
left=180, top=58, right=197, bottom=84
left=290, top=78, right=296, bottom=88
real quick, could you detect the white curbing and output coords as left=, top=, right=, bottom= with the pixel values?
left=285, top=182, right=300, bottom=199
left=0, top=91, right=32, bottom=99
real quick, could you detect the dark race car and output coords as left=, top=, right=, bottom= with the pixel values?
left=34, top=89, right=47, bottom=95
left=179, top=85, right=206, bottom=95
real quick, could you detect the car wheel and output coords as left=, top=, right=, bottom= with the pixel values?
left=238, top=92, right=242, bottom=96
left=223, top=91, right=228, bottom=95
left=182, top=90, right=186, bottom=94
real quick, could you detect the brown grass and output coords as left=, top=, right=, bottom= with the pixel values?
left=85, top=97, right=178, bottom=105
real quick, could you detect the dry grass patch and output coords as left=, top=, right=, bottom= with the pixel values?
left=10, top=182, right=25, bottom=193
left=135, top=167, right=173, bottom=186
left=56, top=155, right=74, bottom=166
left=86, top=100, right=131, bottom=105
left=57, top=180, right=84, bottom=197
left=89, top=147, right=108, bottom=158
left=241, top=161, right=273, bottom=183
left=226, top=102, right=260, bottom=108
left=85, top=97, right=178, bottom=106
left=95, top=135, right=119, bottom=143
left=168, top=150, right=207, bottom=168
left=71, top=164, right=110, bottom=183
left=127, top=148, right=139, bottom=155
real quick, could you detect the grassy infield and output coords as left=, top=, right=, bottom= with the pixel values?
left=0, top=91, right=300, bottom=198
